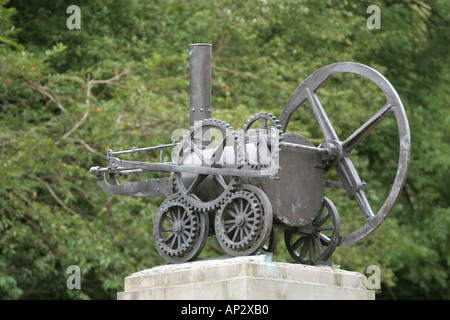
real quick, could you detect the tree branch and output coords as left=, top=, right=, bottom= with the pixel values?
left=57, top=110, right=89, bottom=143
left=62, top=137, right=107, bottom=159
left=36, top=177, right=79, bottom=216
left=85, top=69, right=130, bottom=106
left=212, top=64, right=259, bottom=79
left=23, top=80, right=69, bottom=115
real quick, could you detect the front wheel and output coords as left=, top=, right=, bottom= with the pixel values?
left=154, top=194, right=209, bottom=263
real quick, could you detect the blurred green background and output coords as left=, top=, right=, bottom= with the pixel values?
left=0, top=0, right=448, bottom=299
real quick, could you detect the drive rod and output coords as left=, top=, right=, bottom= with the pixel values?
left=280, top=141, right=328, bottom=154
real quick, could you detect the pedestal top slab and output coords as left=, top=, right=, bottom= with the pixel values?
left=118, top=254, right=374, bottom=300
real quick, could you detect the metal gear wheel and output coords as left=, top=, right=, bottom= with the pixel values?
left=215, top=185, right=273, bottom=256
left=243, top=112, right=283, bottom=169
left=215, top=190, right=263, bottom=253
left=171, top=118, right=243, bottom=212
left=154, top=194, right=208, bottom=263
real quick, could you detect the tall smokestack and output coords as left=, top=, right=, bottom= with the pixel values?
left=189, top=43, right=212, bottom=127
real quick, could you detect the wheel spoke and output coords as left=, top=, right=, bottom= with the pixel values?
left=318, top=232, right=331, bottom=244
left=211, top=136, right=228, bottom=163
left=170, top=210, right=178, bottom=223
left=306, top=87, right=339, bottom=142
left=354, top=189, right=375, bottom=220
left=163, top=232, right=175, bottom=244
left=300, top=238, right=309, bottom=259
left=180, top=208, right=187, bottom=222
left=309, top=239, right=315, bottom=259
left=342, top=103, right=392, bottom=153
left=313, top=235, right=325, bottom=255
left=227, top=208, right=237, bottom=218
left=243, top=202, right=250, bottom=215
left=246, top=224, right=258, bottom=231
left=227, top=224, right=237, bottom=235
left=336, top=157, right=375, bottom=219
left=231, top=228, right=239, bottom=242
left=261, top=118, right=267, bottom=129
left=189, top=140, right=205, bottom=163
left=291, top=236, right=306, bottom=251
left=185, top=174, right=208, bottom=196
left=164, top=216, right=174, bottom=224
left=234, top=202, right=240, bottom=214
left=170, top=234, right=177, bottom=249
left=182, top=230, right=191, bottom=238
left=335, top=156, right=362, bottom=193
left=214, top=175, right=228, bottom=190
left=317, top=226, right=332, bottom=231
left=315, top=212, right=330, bottom=227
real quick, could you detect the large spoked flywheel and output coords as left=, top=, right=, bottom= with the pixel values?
left=279, top=62, right=411, bottom=247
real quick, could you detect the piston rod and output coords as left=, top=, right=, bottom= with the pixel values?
left=280, top=141, right=328, bottom=154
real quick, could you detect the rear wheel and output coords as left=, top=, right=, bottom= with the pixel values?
left=285, top=197, right=340, bottom=264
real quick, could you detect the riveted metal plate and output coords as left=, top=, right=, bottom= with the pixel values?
left=253, top=133, right=326, bottom=227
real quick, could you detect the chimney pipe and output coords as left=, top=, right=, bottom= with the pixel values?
left=189, top=43, right=212, bottom=127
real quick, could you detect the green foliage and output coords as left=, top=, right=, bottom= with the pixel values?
left=0, top=0, right=448, bottom=299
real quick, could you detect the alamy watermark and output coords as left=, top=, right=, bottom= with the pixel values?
left=367, top=4, right=381, bottom=29
left=366, top=265, right=381, bottom=290
left=170, top=122, right=281, bottom=176
left=66, top=265, right=81, bottom=290
left=66, top=5, right=81, bottom=30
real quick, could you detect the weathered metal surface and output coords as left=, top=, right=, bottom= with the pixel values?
left=250, top=133, right=326, bottom=228
left=189, top=43, right=212, bottom=127
left=90, top=45, right=410, bottom=265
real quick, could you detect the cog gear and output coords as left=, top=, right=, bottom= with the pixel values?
left=243, top=112, right=283, bottom=169
left=171, top=118, right=243, bottom=212
left=214, top=190, right=265, bottom=255
left=153, top=194, right=209, bottom=263
left=154, top=195, right=197, bottom=257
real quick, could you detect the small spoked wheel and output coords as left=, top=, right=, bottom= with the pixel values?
left=285, top=197, right=340, bottom=264
left=154, top=194, right=208, bottom=263
left=215, top=185, right=273, bottom=256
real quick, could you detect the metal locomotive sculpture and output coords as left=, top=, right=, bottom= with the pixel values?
left=90, top=44, right=410, bottom=264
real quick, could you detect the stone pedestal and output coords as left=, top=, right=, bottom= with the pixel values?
left=117, top=255, right=375, bottom=300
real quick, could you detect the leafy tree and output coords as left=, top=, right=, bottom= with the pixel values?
left=0, top=0, right=448, bottom=299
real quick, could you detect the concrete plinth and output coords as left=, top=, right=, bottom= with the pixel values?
left=117, top=255, right=375, bottom=300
